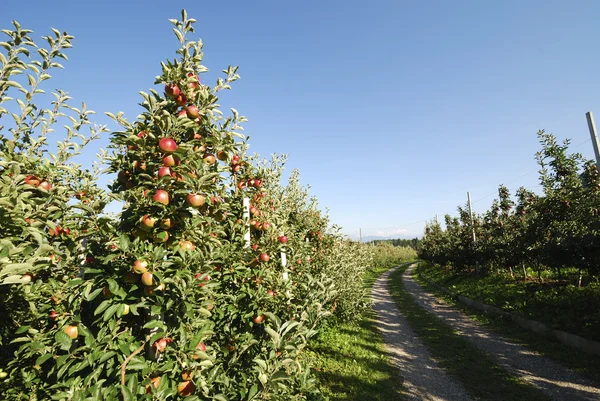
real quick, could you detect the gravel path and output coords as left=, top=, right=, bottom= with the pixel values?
left=371, top=265, right=474, bottom=400
left=403, top=264, right=600, bottom=401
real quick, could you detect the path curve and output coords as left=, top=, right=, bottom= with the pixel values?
left=403, top=264, right=600, bottom=401
left=371, top=265, right=474, bottom=400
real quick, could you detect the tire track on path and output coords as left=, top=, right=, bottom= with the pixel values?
left=371, top=265, right=474, bottom=400
left=403, top=264, right=600, bottom=401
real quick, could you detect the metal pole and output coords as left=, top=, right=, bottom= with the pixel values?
left=467, top=192, right=478, bottom=273
left=359, top=228, right=362, bottom=243
left=586, top=112, right=600, bottom=172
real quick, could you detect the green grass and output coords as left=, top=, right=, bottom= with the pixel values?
left=306, top=309, right=407, bottom=400
left=387, top=265, right=550, bottom=401
left=418, top=263, right=600, bottom=341
left=414, top=263, right=600, bottom=385
left=306, top=263, right=411, bottom=400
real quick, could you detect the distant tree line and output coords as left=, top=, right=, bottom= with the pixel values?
left=372, top=237, right=421, bottom=250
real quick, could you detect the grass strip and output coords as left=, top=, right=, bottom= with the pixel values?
left=414, top=264, right=600, bottom=385
left=388, top=265, right=550, bottom=401
left=307, top=264, right=411, bottom=400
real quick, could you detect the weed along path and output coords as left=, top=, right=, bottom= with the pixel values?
left=402, top=264, right=600, bottom=401
left=371, top=265, right=473, bottom=401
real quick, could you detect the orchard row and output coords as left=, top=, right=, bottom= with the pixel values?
left=0, top=12, right=371, bottom=401
left=420, top=130, right=600, bottom=284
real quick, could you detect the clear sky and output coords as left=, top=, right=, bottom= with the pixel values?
left=3, top=0, right=600, bottom=240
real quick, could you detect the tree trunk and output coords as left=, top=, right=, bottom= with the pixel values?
left=578, top=268, right=583, bottom=288
left=522, top=263, right=527, bottom=280
left=508, top=266, right=514, bottom=279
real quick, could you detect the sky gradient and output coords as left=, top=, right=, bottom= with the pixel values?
left=3, top=0, right=600, bottom=239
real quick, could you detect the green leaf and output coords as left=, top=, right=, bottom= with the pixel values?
left=120, top=384, right=134, bottom=401
left=55, top=330, right=72, bottom=350
left=103, top=304, right=119, bottom=321
left=248, top=384, right=258, bottom=400
left=35, top=353, right=53, bottom=366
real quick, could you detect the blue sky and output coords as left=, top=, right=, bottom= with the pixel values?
left=3, top=0, right=600, bottom=239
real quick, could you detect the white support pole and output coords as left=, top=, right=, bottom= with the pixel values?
left=359, top=228, right=362, bottom=243
left=243, top=198, right=250, bottom=248
left=586, top=112, right=600, bottom=172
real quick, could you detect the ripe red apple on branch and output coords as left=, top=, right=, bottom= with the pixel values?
left=203, top=153, right=216, bottom=164
left=140, top=215, right=158, bottom=231
left=165, top=83, right=181, bottom=98
left=141, top=272, right=154, bottom=286
left=163, top=154, right=181, bottom=167
left=186, top=105, right=200, bottom=119
left=153, top=190, right=170, bottom=205
left=63, top=325, right=78, bottom=339
left=25, top=175, right=40, bottom=186
left=187, top=193, right=206, bottom=207
left=38, top=181, right=52, bottom=191
left=157, top=166, right=173, bottom=179
left=158, top=138, right=177, bottom=154
left=177, top=381, right=195, bottom=397
left=133, top=259, right=149, bottom=274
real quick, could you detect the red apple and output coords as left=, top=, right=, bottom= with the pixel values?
left=153, top=231, right=169, bottom=243
left=253, top=314, right=264, bottom=324
left=153, top=190, right=170, bottom=205
left=160, top=218, right=173, bottom=229
left=38, top=181, right=52, bottom=191
left=262, top=222, right=272, bottom=231
left=158, top=138, right=177, bottom=154
left=140, top=215, right=157, bottom=231
left=187, top=194, right=206, bottom=207
left=165, top=83, right=181, bottom=98
left=175, top=94, right=188, bottom=107
left=254, top=179, right=263, bottom=188
left=141, top=272, right=153, bottom=286
left=63, top=325, right=78, bottom=339
left=267, top=290, right=276, bottom=297
left=163, top=154, right=181, bottom=167
left=157, top=166, right=173, bottom=179
left=177, top=109, right=187, bottom=118
left=153, top=337, right=168, bottom=353
left=186, top=105, right=200, bottom=119
left=177, top=381, right=195, bottom=397
left=203, top=153, right=216, bottom=164
left=25, top=175, right=40, bottom=186
left=217, top=150, right=228, bottom=161
left=259, top=253, right=270, bottom=263
left=180, top=240, right=195, bottom=251
left=133, top=260, right=149, bottom=274
left=49, top=311, right=59, bottom=319
left=278, top=235, right=288, bottom=244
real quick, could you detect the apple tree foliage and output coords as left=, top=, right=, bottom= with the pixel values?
left=0, top=11, right=371, bottom=400
left=420, top=130, right=600, bottom=286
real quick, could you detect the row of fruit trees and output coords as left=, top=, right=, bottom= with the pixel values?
left=0, top=11, right=372, bottom=400
left=419, top=130, right=600, bottom=286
